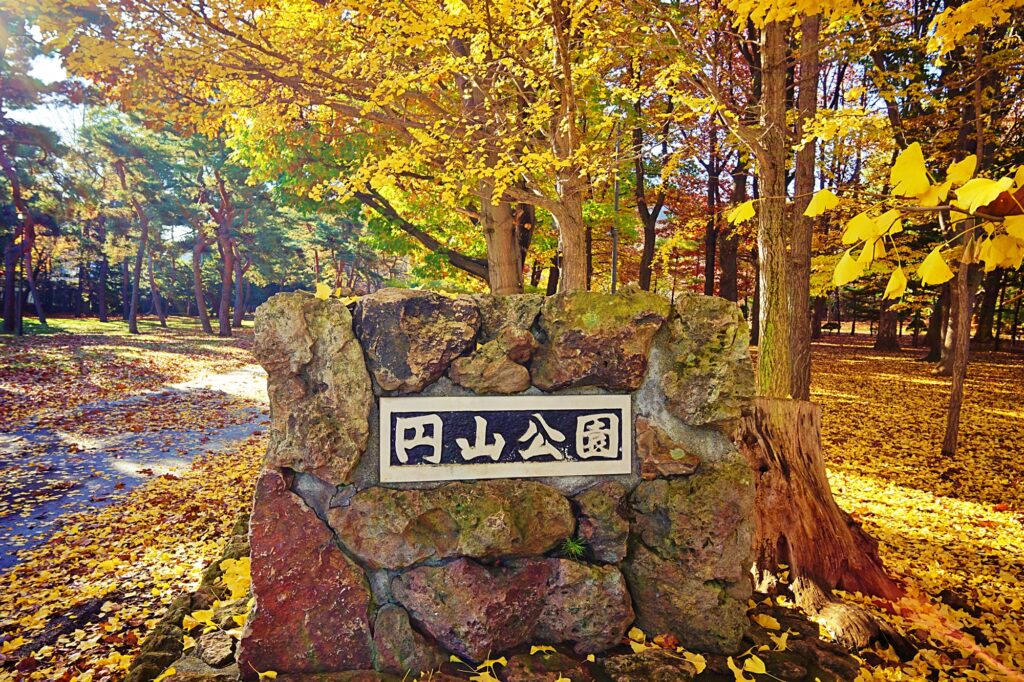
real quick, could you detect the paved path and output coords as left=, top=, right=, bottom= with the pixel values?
left=0, top=365, right=268, bottom=571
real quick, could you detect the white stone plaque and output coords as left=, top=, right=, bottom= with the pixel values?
left=380, top=395, right=632, bottom=483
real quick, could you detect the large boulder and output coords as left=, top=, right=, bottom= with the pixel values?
left=573, top=482, right=629, bottom=564
left=238, top=471, right=373, bottom=678
left=661, top=294, right=754, bottom=426
left=371, top=605, right=446, bottom=675
left=530, top=290, right=671, bottom=391
left=532, top=560, right=635, bottom=654
left=473, top=294, right=543, bottom=340
left=328, top=480, right=574, bottom=570
left=354, top=288, right=479, bottom=393
left=254, top=293, right=372, bottom=484
left=392, top=558, right=552, bottom=662
left=602, top=648, right=698, bottom=681
left=504, top=652, right=594, bottom=682
left=623, top=459, right=754, bottom=653
left=635, top=416, right=701, bottom=480
left=629, top=459, right=754, bottom=582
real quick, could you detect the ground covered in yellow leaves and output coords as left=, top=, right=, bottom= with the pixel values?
left=0, top=328, right=1021, bottom=681
left=814, top=337, right=1024, bottom=679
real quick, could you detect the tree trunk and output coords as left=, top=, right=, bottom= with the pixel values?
left=480, top=194, right=523, bottom=295
left=192, top=235, right=213, bottom=334
left=873, top=299, right=899, bottom=351
left=3, top=244, right=19, bottom=333
left=529, top=260, right=542, bottom=288
left=552, top=183, right=588, bottom=292
left=148, top=252, right=167, bottom=328
left=720, top=160, right=747, bottom=304
left=740, top=397, right=904, bottom=601
left=921, top=286, right=947, bottom=361
left=77, top=261, right=87, bottom=317
left=232, top=254, right=246, bottom=327
left=789, top=13, right=820, bottom=401
left=128, top=219, right=148, bottom=335
left=97, top=256, right=109, bottom=323
left=972, top=269, right=1002, bottom=344
left=704, top=129, right=720, bottom=297
left=216, top=225, right=234, bottom=337
left=546, top=254, right=561, bottom=296
left=751, top=253, right=761, bottom=346
left=121, top=259, right=131, bottom=321
left=811, top=298, right=826, bottom=340
left=942, top=258, right=975, bottom=457
left=993, top=278, right=1006, bottom=351
left=937, top=264, right=980, bottom=376
left=754, top=21, right=792, bottom=398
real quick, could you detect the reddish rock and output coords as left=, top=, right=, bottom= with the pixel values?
left=391, top=558, right=552, bottom=662
left=354, top=288, right=479, bottom=393
left=602, top=648, right=697, bottom=681
left=530, top=290, right=670, bottom=392
left=635, top=417, right=701, bottom=479
left=533, top=560, right=635, bottom=654
left=449, top=327, right=537, bottom=394
left=238, top=471, right=373, bottom=679
left=372, top=604, right=446, bottom=675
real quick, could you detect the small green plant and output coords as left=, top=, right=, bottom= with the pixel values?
left=560, top=536, right=587, bottom=560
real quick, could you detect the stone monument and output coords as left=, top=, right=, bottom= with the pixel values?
left=238, top=287, right=756, bottom=679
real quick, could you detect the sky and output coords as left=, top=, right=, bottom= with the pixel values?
left=9, top=54, right=84, bottom=143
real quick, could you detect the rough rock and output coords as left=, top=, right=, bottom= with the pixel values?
left=195, top=630, right=234, bottom=668
left=372, top=604, right=447, bottom=675
left=602, top=648, right=697, bottom=681
left=661, top=293, right=754, bottom=426
left=391, top=558, right=552, bottom=661
left=354, top=288, right=479, bottom=393
left=635, top=417, right=701, bottom=479
left=504, top=651, right=594, bottom=681
left=238, top=471, right=373, bottom=679
left=163, top=669, right=238, bottom=682
left=276, top=674, right=402, bottom=682
left=574, top=482, right=629, bottom=563
left=254, top=292, right=372, bottom=484
left=533, top=560, right=635, bottom=654
left=473, top=294, right=543, bottom=340
left=622, top=543, right=748, bottom=654
left=329, top=480, right=574, bottom=570
left=449, top=327, right=537, bottom=394
left=629, top=459, right=754, bottom=582
left=530, top=290, right=671, bottom=391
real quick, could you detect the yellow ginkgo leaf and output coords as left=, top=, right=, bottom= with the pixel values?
left=953, top=177, right=1014, bottom=214
left=477, top=657, right=507, bottom=670
left=857, top=241, right=876, bottom=265
left=1014, top=165, right=1024, bottom=188
left=874, top=209, right=903, bottom=236
left=883, top=267, right=908, bottom=300
left=681, top=651, right=707, bottom=673
left=153, top=669, right=176, bottom=682
left=530, top=646, right=556, bottom=655
left=890, top=142, right=930, bottom=197
left=834, top=249, right=865, bottom=286
left=727, top=656, right=755, bottom=682
left=1004, top=215, right=1024, bottom=240
left=768, top=631, right=790, bottom=651
left=803, top=189, right=839, bottom=217
left=630, top=640, right=654, bottom=653
left=752, top=613, right=781, bottom=630
left=947, top=155, right=977, bottom=186
left=627, top=626, right=646, bottom=642
left=182, top=635, right=196, bottom=650
left=727, top=200, right=756, bottom=224
left=918, top=247, right=955, bottom=286
left=918, top=181, right=952, bottom=208
left=842, top=212, right=876, bottom=245
left=744, top=655, right=767, bottom=674
left=469, top=673, right=500, bottom=682
left=586, top=654, right=596, bottom=662
left=314, top=282, right=332, bottom=300
left=257, top=672, right=278, bottom=681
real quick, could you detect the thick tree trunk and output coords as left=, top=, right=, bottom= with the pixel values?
left=704, top=130, right=720, bottom=297
left=873, top=299, right=900, bottom=351
left=552, top=184, right=588, bottom=292
left=480, top=195, right=523, bottom=295
left=740, top=397, right=904, bottom=601
left=751, top=254, right=761, bottom=346
left=232, top=255, right=246, bottom=327
left=789, top=14, right=820, bottom=401
left=754, top=21, right=792, bottom=398
left=719, top=160, right=747, bottom=304
left=942, top=258, right=975, bottom=457
left=811, top=298, right=826, bottom=340
left=921, top=287, right=947, bottom=362
left=972, top=269, right=1002, bottom=344
left=937, top=264, right=980, bottom=376
left=546, top=254, right=561, bottom=296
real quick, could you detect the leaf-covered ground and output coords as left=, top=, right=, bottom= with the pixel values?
left=814, top=337, right=1024, bottom=680
left=0, top=326, right=1022, bottom=681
